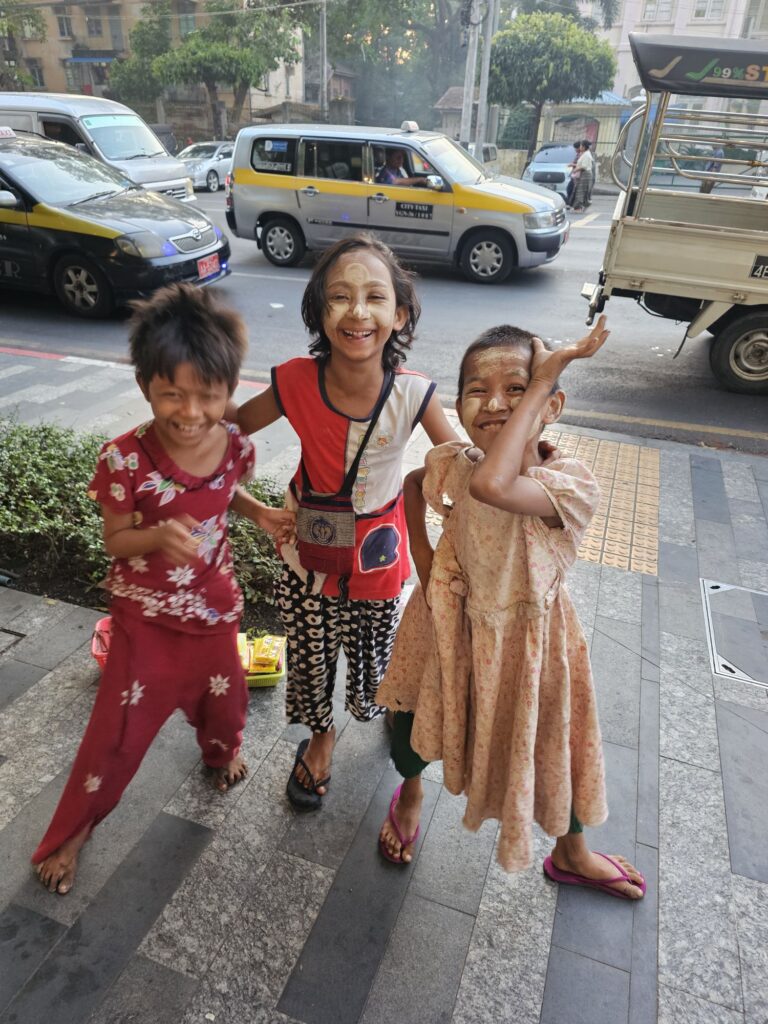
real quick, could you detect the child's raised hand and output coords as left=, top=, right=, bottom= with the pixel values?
left=530, top=316, right=609, bottom=389
left=156, top=514, right=202, bottom=566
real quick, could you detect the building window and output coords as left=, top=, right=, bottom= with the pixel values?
left=55, top=6, right=73, bottom=38
left=86, top=9, right=104, bottom=36
left=179, top=7, right=196, bottom=36
left=693, top=0, right=725, bottom=16
left=26, top=59, right=45, bottom=87
left=642, top=0, right=673, bottom=18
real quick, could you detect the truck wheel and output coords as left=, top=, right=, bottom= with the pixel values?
left=460, top=231, right=515, bottom=284
left=53, top=255, right=114, bottom=318
left=710, top=314, right=768, bottom=394
left=261, top=217, right=305, bottom=267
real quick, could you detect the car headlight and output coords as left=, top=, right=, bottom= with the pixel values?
left=115, top=232, right=171, bottom=259
left=524, top=211, right=558, bottom=230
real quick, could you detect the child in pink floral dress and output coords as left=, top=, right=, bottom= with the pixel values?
left=377, top=318, right=646, bottom=899
left=32, top=284, right=294, bottom=895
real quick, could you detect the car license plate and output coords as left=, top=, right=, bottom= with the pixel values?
left=197, top=253, right=220, bottom=279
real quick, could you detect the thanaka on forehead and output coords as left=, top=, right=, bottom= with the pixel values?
left=327, top=258, right=390, bottom=288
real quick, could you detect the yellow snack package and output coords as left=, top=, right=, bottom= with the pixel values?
left=249, top=634, right=287, bottom=674
left=236, top=633, right=251, bottom=671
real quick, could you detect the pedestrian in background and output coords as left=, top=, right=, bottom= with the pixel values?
left=572, top=140, right=594, bottom=212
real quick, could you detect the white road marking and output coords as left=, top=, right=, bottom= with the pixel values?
left=0, top=365, right=33, bottom=381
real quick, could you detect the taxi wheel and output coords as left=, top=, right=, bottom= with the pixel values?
left=460, top=231, right=514, bottom=284
left=261, top=217, right=305, bottom=267
left=710, top=314, right=768, bottom=395
left=206, top=170, right=220, bottom=192
left=53, top=256, right=114, bottom=318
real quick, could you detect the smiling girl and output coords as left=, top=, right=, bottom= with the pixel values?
left=376, top=319, right=646, bottom=900
left=233, top=234, right=456, bottom=809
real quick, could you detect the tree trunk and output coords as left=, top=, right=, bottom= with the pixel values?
left=155, top=94, right=166, bottom=123
left=206, top=80, right=222, bottom=138
left=527, top=101, right=543, bottom=161
left=230, top=79, right=250, bottom=131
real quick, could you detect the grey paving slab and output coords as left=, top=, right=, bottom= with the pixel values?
left=660, top=661, right=720, bottom=772
left=641, top=577, right=660, bottom=684
left=1, top=813, right=211, bottom=1024
left=409, top=786, right=497, bottom=917
left=10, top=606, right=100, bottom=670
left=540, top=947, right=630, bottom=1024
left=0, top=590, right=39, bottom=630
left=732, top=514, right=768, bottom=563
left=660, top=631, right=713, bottom=699
left=716, top=700, right=768, bottom=884
left=753, top=590, right=768, bottom=626
left=565, top=560, right=601, bottom=630
left=87, top=954, right=199, bottom=1024
left=0, top=904, right=65, bottom=1016
left=590, top=626, right=641, bottom=750
left=3, top=596, right=79, bottom=640
left=723, top=460, right=761, bottom=501
left=279, top=715, right=391, bottom=871
left=0, top=630, right=22, bottom=657
left=731, top=873, right=768, bottom=1024
left=659, top=541, right=700, bottom=585
left=277, top=769, right=440, bottom=1024
left=360, top=895, right=474, bottom=1024
left=696, top=521, right=741, bottom=585
left=629, top=844, right=659, bottom=1024
left=657, top=986, right=744, bottom=1024
left=658, top=581, right=707, bottom=642
left=658, top=757, right=743, bottom=1011
left=713, top=676, right=768, bottom=711
left=637, top=680, right=660, bottom=848
left=593, top=615, right=642, bottom=656
left=690, top=455, right=730, bottom=524
left=738, top=558, right=768, bottom=591
left=597, top=566, right=643, bottom=625
left=0, top=661, right=47, bottom=715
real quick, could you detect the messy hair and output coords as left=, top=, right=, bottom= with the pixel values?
left=457, top=324, right=560, bottom=396
left=301, top=233, right=421, bottom=370
left=128, top=283, right=247, bottom=394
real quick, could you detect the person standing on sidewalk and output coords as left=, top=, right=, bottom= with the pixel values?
left=572, top=140, right=594, bottom=212
left=33, top=284, right=295, bottom=895
left=376, top=318, right=646, bottom=899
left=231, top=234, right=456, bottom=810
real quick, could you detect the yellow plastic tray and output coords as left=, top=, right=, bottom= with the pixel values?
left=246, top=668, right=285, bottom=689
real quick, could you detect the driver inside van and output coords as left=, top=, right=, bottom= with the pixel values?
left=375, top=147, right=425, bottom=186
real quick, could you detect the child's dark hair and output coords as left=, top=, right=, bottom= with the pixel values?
left=457, top=325, right=560, bottom=395
left=301, top=233, right=420, bottom=370
left=128, top=283, right=247, bottom=394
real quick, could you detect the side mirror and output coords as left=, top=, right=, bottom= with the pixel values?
left=0, top=189, right=21, bottom=209
left=425, top=174, right=444, bottom=191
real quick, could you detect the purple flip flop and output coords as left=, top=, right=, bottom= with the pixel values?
left=378, top=784, right=420, bottom=865
left=543, top=852, right=647, bottom=899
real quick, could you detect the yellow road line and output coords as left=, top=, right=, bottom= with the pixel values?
left=564, top=407, right=768, bottom=442
left=570, top=212, right=601, bottom=227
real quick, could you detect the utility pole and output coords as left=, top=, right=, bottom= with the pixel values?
left=459, top=0, right=481, bottom=148
left=474, top=0, right=501, bottom=151
left=319, top=0, right=328, bottom=122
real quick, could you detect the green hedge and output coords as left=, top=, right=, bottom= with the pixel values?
left=0, top=418, right=284, bottom=607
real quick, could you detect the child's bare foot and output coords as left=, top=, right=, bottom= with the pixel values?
left=549, top=835, right=645, bottom=899
left=34, top=824, right=91, bottom=895
left=379, top=777, right=423, bottom=863
left=211, top=754, right=248, bottom=792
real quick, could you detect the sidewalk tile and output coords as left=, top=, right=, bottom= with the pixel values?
left=658, top=758, right=742, bottom=1011
left=2, top=813, right=210, bottom=1024
left=713, top=677, right=768, bottom=712
left=597, top=566, right=643, bottom=625
left=409, top=787, right=498, bottom=917
left=87, top=955, right=199, bottom=1024
left=591, top=628, right=641, bottom=750
left=658, top=541, right=699, bottom=585
left=0, top=661, right=47, bottom=715
left=593, top=615, right=641, bottom=657
left=0, top=904, right=65, bottom=1016
left=660, top=674, right=719, bottom=772
left=540, top=948, right=630, bottom=1024
left=723, top=462, right=760, bottom=502
left=566, top=561, right=600, bottom=630
left=738, top=559, right=768, bottom=591
left=658, top=986, right=744, bottom=1023
left=629, top=844, right=659, bottom=1024
left=712, top=614, right=767, bottom=683
left=641, top=578, right=660, bottom=684
left=696, top=521, right=740, bottom=584
left=0, top=593, right=70, bottom=636
left=0, top=589, right=38, bottom=631
left=658, top=581, right=706, bottom=642
left=637, top=680, right=660, bottom=849
left=660, top=632, right=712, bottom=699
left=716, top=701, right=768, bottom=884
left=277, top=770, right=440, bottom=1024
left=11, top=606, right=100, bottom=671
left=359, top=895, right=474, bottom=1024
left=452, top=830, right=557, bottom=1024
left=731, top=873, right=768, bottom=1023
left=690, top=456, right=730, bottom=524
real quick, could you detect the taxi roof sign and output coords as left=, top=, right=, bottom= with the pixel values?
left=0, top=127, right=17, bottom=138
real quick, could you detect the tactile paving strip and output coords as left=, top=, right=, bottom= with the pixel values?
left=544, top=430, right=659, bottom=575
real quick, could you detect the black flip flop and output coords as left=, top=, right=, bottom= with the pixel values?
left=286, top=738, right=331, bottom=811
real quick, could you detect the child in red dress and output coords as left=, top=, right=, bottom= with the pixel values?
left=32, top=283, right=294, bottom=895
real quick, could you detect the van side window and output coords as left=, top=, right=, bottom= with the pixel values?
left=303, top=140, right=364, bottom=182
left=251, top=138, right=296, bottom=175
left=41, top=120, right=84, bottom=148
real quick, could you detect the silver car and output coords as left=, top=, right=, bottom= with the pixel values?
left=178, top=141, right=234, bottom=192
left=522, top=143, right=580, bottom=201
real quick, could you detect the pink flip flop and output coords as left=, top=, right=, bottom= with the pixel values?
left=378, top=784, right=420, bottom=865
left=543, top=853, right=647, bottom=899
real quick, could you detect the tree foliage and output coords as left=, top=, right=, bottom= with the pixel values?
left=153, top=0, right=302, bottom=136
left=108, top=1, right=172, bottom=106
left=0, top=2, right=46, bottom=90
left=489, top=12, right=616, bottom=156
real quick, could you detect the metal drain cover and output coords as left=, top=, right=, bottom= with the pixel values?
left=701, top=580, right=768, bottom=689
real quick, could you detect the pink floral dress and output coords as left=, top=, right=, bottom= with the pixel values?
left=377, top=442, right=608, bottom=871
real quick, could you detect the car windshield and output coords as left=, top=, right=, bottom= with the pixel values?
left=534, top=146, right=577, bottom=164
left=421, top=137, right=488, bottom=183
left=80, top=113, right=166, bottom=160
left=179, top=144, right=218, bottom=160
left=1, top=142, right=131, bottom=204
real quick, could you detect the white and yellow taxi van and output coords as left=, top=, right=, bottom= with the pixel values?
left=225, top=122, right=568, bottom=284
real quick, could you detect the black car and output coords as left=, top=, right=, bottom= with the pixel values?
left=0, top=129, right=230, bottom=317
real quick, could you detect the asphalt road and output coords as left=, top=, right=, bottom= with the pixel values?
left=1, top=192, right=765, bottom=454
